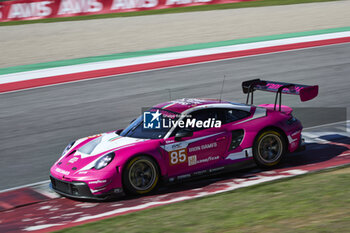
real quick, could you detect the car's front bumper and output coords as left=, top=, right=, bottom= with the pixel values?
left=50, top=176, right=124, bottom=200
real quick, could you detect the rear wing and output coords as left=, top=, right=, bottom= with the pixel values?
left=242, top=79, right=318, bottom=111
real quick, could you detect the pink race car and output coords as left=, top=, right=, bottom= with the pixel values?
left=50, top=79, right=318, bottom=200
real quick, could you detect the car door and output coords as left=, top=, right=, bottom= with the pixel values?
left=162, top=108, right=230, bottom=177
left=220, top=108, right=253, bottom=161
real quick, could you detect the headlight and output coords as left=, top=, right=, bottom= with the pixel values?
left=94, top=153, right=115, bottom=170
left=62, top=141, right=75, bottom=156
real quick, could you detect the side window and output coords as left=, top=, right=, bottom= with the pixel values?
left=224, top=109, right=251, bottom=124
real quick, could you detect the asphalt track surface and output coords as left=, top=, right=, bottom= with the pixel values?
left=0, top=43, right=349, bottom=190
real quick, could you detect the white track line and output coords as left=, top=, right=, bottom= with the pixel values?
left=304, top=120, right=350, bottom=130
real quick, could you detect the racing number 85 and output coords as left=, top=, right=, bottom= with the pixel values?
left=169, top=149, right=187, bottom=165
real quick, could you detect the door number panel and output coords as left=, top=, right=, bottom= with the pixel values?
left=169, top=149, right=187, bottom=165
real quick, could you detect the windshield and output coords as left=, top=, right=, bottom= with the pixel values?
left=120, top=108, right=178, bottom=139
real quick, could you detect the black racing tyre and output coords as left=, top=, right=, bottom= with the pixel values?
left=253, top=130, right=286, bottom=168
left=123, top=155, right=159, bottom=195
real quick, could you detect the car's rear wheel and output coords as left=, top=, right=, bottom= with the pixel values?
left=123, top=156, right=159, bottom=195
left=253, top=130, right=286, bottom=168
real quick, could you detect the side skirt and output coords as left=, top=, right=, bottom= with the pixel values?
left=163, top=159, right=256, bottom=184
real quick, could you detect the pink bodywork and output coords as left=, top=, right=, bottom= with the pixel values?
left=50, top=99, right=303, bottom=197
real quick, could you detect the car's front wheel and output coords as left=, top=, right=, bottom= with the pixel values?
left=123, top=155, right=159, bottom=195
left=253, top=130, right=286, bottom=168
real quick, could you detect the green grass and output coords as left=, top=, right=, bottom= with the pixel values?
left=0, top=0, right=339, bottom=26
left=57, top=166, right=350, bottom=233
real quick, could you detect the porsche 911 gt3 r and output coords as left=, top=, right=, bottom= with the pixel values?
left=50, top=79, right=318, bottom=199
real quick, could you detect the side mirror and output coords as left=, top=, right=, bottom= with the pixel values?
left=175, top=129, right=193, bottom=141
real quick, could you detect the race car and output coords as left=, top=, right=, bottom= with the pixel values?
left=50, top=79, right=318, bottom=200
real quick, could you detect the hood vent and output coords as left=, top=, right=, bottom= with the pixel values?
left=78, top=137, right=102, bottom=155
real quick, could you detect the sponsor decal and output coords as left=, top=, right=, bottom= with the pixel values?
left=0, top=0, right=257, bottom=22
left=169, top=98, right=205, bottom=106
left=7, top=1, right=53, bottom=19
left=201, top=142, right=218, bottom=150
left=188, top=155, right=219, bottom=166
left=177, top=174, right=191, bottom=180
left=88, top=180, right=107, bottom=184
left=267, top=83, right=301, bottom=92
left=161, top=132, right=224, bottom=152
left=166, top=0, right=211, bottom=5
left=209, top=166, right=225, bottom=173
left=55, top=167, right=70, bottom=175
left=171, top=166, right=225, bottom=182
left=193, top=169, right=208, bottom=176
left=189, top=142, right=217, bottom=152
left=171, top=143, right=182, bottom=150
left=58, top=0, right=103, bottom=15
left=68, top=157, right=79, bottom=164
left=168, top=166, right=228, bottom=183
left=188, top=155, right=197, bottom=166
left=111, top=0, right=158, bottom=10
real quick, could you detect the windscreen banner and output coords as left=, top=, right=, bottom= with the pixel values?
left=0, top=0, right=256, bottom=22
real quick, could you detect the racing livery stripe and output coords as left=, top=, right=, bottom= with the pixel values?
left=235, top=108, right=267, bottom=124
left=226, top=148, right=253, bottom=160
left=109, top=135, right=122, bottom=142
left=162, top=102, right=177, bottom=109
